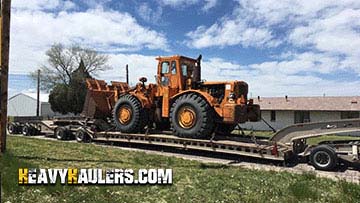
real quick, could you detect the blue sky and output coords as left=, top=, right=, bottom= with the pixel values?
left=9, top=0, right=360, bottom=97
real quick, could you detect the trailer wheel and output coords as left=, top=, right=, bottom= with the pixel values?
left=170, top=93, right=215, bottom=139
left=55, top=127, right=67, bottom=140
left=8, top=123, right=17, bottom=134
left=310, top=145, right=338, bottom=171
left=22, top=125, right=31, bottom=136
left=75, top=129, right=90, bottom=143
left=113, top=94, right=147, bottom=133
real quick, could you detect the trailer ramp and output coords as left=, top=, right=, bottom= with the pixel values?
left=270, top=118, right=360, bottom=144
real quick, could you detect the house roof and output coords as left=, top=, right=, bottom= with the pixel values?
left=9, top=92, right=50, bottom=103
left=253, top=96, right=360, bottom=111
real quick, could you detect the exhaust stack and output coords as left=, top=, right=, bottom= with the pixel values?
left=193, top=54, right=202, bottom=85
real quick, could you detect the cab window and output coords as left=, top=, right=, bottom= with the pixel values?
left=171, top=61, right=176, bottom=74
left=161, top=62, right=169, bottom=74
left=181, top=64, right=187, bottom=76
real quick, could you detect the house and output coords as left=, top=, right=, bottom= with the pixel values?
left=7, top=93, right=58, bottom=118
left=241, top=96, right=360, bottom=131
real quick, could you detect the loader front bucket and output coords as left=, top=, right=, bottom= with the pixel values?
left=82, top=79, right=130, bottom=119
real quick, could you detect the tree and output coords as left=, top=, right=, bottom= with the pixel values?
left=68, top=60, right=92, bottom=114
left=48, top=84, right=69, bottom=115
left=34, top=43, right=111, bottom=114
left=48, top=59, right=93, bottom=114
left=31, top=43, right=111, bottom=91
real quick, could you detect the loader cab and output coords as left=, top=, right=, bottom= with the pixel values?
left=156, top=55, right=199, bottom=91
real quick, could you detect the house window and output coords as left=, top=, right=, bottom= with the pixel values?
left=341, top=111, right=360, bottom=119
left=270, top=110, right=276, bottom=122
left=294, top=111, right=310, bottom=124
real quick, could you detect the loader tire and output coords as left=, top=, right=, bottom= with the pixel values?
left=113, top=94, right=147, bottom=133
left=170, top=94, right=215, bottom=139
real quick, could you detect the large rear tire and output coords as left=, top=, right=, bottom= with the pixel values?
left=113, top=94, right=147, bottom=133
left=170, top=94, right=215, bottom=139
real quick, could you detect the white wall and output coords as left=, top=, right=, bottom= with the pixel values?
left=8, top=94, right=37, bottom=116
left=8, top=94, right=57, bottom=117
left=310, top=111, right=341, bottom=122
left=241, top=110, right=294, bottom=131
left=240, top=110, right=343, bottom=131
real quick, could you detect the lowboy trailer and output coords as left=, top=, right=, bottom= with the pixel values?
left=8, top=117, right=360, bottom=171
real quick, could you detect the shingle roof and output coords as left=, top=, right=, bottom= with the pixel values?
left=253, top=96, right=360, bottom=111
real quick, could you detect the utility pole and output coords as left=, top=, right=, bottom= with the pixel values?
left=0, top=0, right=11, bottom=153
left=36, top=69, right=40, bottom=117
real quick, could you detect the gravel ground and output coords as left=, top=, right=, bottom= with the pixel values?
left=14, top=135, right=360, bottom=184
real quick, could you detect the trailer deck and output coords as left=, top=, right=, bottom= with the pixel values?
left=7, top=117, right=360, bottom=171
left=93, top=132, right=290, bottom=161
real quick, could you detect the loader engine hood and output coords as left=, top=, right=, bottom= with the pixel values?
left=201, top=81, right=248, bottom=104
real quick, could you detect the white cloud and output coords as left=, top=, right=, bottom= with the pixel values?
left=186, top=1, right=360, bottom=49
left=99, top=54, right=158, bottom=86
left=137, top=3, right=163, bottom=24
left=289, top=9, right=360, bottom=52
left=202, top=0, right=218, bottom=11
left=158, top=0, right=199, bottom=7
left=186, top=17, right=276, bottom=48
left=63, top=1, right=76, bottom=10
left=10, top=6, right=169, bottom=74
left=12, top=0, right=75, bottom=11
left=185, top=0, right=360, bottom=93
left=158, top=0, right=217, bottom=11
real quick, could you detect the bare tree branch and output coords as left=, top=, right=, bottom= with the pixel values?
left=30, top=43, right=112, bottom=91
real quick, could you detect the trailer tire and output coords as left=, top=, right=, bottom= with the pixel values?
left=22, top=125, right=31, bottom=136
left=310, top=145, right=338, bottom=171
left=113, top=94, right=147, bottom=133
left=75, top=129, right=90, bottom=143
left=55, top=127, right=68, bottom=140
left=8, top=123, right=17, bottom=134
left=170, top=93, right=215, bottom=139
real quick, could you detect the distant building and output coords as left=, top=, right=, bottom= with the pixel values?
left=7, top=93, right=58, bottom=118
left=241, top=96, right=360, bottom=131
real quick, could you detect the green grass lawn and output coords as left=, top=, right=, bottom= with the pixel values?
left=1, top=136, right=360, bottom=203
